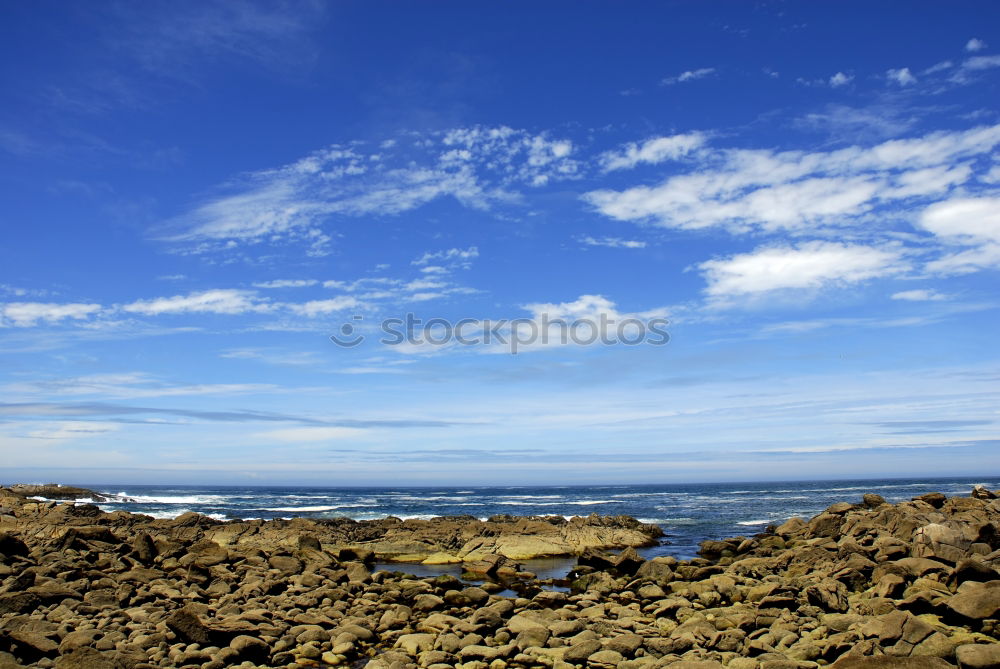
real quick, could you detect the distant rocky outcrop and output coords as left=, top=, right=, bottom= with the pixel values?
left=0, top=485, right=998, bottom=669
left=0, top=485, right=663, bottom=563
left=3, top=483, right=126, bottom=503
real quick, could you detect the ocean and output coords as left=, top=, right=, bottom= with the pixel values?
left=35, top=476, right=996, bottom=568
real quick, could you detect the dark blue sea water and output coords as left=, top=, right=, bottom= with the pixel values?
left=31, top=477, right=997, bottom=564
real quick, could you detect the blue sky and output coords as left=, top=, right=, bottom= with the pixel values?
left=1, top=1, right=999, bottom=486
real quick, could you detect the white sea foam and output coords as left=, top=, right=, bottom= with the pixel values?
left=112, top=494, right=229, bottom=505
left=140, top=509, right=228, bottom=521
left=145, top=508, right=186, bottom=519
left=495, top=500, right=615, bottom=506
left=29, top=496, right=98, bottom=504
left=263, top=505, right=344, bottom=512
left=736, top=519, right=771, bottom=526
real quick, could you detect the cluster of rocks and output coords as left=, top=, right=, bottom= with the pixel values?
left=3, top=485, right=129, bottom=505
left=0, top=485, right=998, bottom=669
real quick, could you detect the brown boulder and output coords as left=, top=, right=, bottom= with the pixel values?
left=832, top=658, right=955, bottom=668
left=914, top=493, right=947, bottom=508
left=955, top=644, right=1000, bottom=669
left=946, top=581, right=1000, bottom=620
left=913, top=524, right=972, bottom=564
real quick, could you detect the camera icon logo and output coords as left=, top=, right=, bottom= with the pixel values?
left=329, top=315, right=365, bottom=348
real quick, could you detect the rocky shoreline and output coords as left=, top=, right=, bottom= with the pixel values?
left=1, top=485, right=999, bottom=669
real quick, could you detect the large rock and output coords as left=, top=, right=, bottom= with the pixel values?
left=831, top=658, right=955, bottom=668
left=946, top=581, right=1000, bottom=620
left=6, top=484, right=121, bottom=503
left=165, top=606, right=257, bottom=645
left=913, top=524, right=972, bottom=564
left=956, top=644, right=1000, bottom=669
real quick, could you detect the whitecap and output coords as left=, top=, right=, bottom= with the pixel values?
left=262, top=505, right=344, bottom=512
left=113, top=494, right=229, bottom=505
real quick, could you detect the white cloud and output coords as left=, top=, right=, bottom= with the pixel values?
left=829, top=72, right=853, bottom=87
left=0, top=302, right=102, bottom=327
left=412, top=246, right=479, bottom=267
left=1, top=284, right=50, bottom=297
left=886, top=67, right=917, bottom=86
left=919, top=197, right=1000, bottom=244
left=662, top=68, right=715, bottom=85
left=504, top=295, right=669, bottom=353
left=925, top=244, right=1000, bottom=275
left=891, top=289, right=948, bottom=302
left=923, top=61, right=954, bottom=75
left=578, top=236, right=647, bottom=249
left=252, top=279, right=319, bottom=289
left=584, top=124, right=1000, bottom=235
left=164, top=128, right=578, bottom=253
left=24, top=421, right=118, bottom=440
left=949, top=55, right=1000, bottom=84
left=285, top=297, right=360, bottom=317
left=699, top=241, right=906, bottom=304
left=599, top=133, right=705, bottom=171
left=919, top=197, right=1000, bottom=274
left=962, top=55, right=1000, bottom=71
left=966, top=38, right=987, bottom=52
left=3, top=371, right=275, bottom=400
left=122, top=289, right=270, bottom=316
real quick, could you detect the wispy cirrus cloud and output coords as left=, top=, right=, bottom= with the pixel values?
left=1, top=372, right=276, bottom=400
left=661, top=67, right=715, bottom=85
left=411, top=246, right=480, bottom=267
left=891, top=289, right=949, bottom=302
left=108, top=0, right=327, bottom=80
left=122, top=289, right=271, bottom=316
left=252, top=279, right=319, bottom=289
left=0, top=401, right=470, bottom=429
left=160, top=128, right=579, bottom=255
left=0, top=302, right=102, bottom=327
left=577, top=236, right=647, bottom=249
left=598, top=133, right=705, bottom=171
